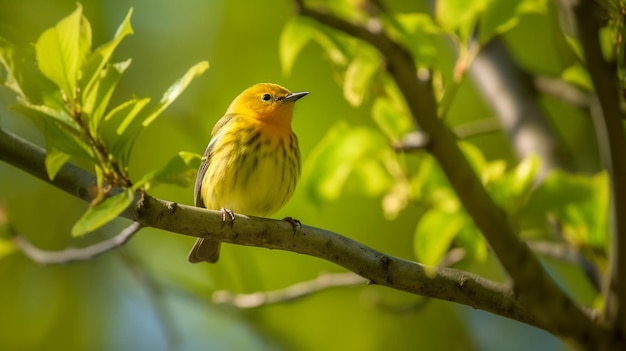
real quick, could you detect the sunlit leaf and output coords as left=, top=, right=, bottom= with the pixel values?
left=0, top=37, right=61, bottom=107
left=71, top=188, right=134, bottom=237
left=302, top=122, right=389, bottom=204
left=562, top=64, right=593, bottom=90
left=522, top=171, right=608, bottom=249
left=371, top=97, right=413, bottom=141
left=458, top=141, right=487, bottom=175
left=480, top=0, right=548, bottom=43
left=436, top=0, right=488, bottom=41
left=280, top=17, right=318, bottom=76
left=35, top=4, right=91, bottom=100
left=45, top=147, right=71, bottom=181
left=393, top=13, right=440, bottom=65
left=510, top=154, right=540, bottom=197
left=135, top=151, right=202, bottom=190
left=414, top=210, right=466, bottom=266
left=343, top=44, right=379, bottom=106
left=81, top=7, right=134, bottom=107
left=15, top=96, right=77, bottom=128
left=142, top=61, right=209, bottom=127
left=103, top=98, right=151, bottom=167
left=83, top=59, right=132, bottom=134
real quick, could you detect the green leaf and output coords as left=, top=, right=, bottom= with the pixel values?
left=72, top=188, right=134, bottom=237
left=135, top=151, right=202, bottom=190
left=479, top=0, right=548, bottom=43
left=393, top=13, right=440, bottom=65
left=0, top=37, right=60, bottom=106
left=436, top=0, right=488, bottom=41
left=81, top=7, right=134, bottom=108
left=12, top=105, right=95, bottom=170
left=371, top=97, right=413, bottom=141
left=302, top=122, right=389, bottom=204
left=83, top=59, right=132, bottom=134
left=414, top=210, right=466, bottom=265
left=279, top=17, right=318, bottom=76
left=523, top=171, right=608, bottom=249
left=458, top=141, right=487, bottom=175
left=142, top=61, right=209, bottom=127
left=510, top=154, right=541, bottom=197
left=45, top=148, right=71, bottom=181
left=562, top=63, right=593, bottom=90
left=343, top=44, right=379, bottom=106
left=16, top=96, right=78, bottom=129
left=103, top=97, right=151, bottom=167
left=35, top=4, right=91, bottom=100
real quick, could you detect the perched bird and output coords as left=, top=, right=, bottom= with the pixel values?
left=188, top=83, right=308, bottom=263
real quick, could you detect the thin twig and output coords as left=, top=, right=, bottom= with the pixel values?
left=212, top=272, right=367, bottom=308
left=13, top=222, right=142, bottom=264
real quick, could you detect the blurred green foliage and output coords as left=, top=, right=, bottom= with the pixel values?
left=0, top=0, right=613, bottom=350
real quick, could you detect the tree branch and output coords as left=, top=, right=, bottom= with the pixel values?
left=469, top=37, right=574, bottom=175
left=212, top=272, right=367, bottom=308
left=12, top=222, right=142, bottom=264
left=569, top=0, right=626, bottom=333
left=293, top=2, right=610, bottom=348
left=0, top=127, right=548, bottom=333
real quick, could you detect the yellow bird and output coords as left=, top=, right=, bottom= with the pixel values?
left=188, top=83, right=308, bottom=263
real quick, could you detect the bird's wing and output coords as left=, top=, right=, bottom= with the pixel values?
left=194, top=113, right=237, bottom=207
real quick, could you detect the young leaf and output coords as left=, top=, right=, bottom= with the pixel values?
left=44, top=147, right=71, bottom=181
left=135, top=151, right=202, bottom=190
left=343, top=44, right=379, bottom=106
left=81, top=7, right=134, bottom=107
left=141, top=61, right=209, bottom=127
left=436, top=0, right=488, bottom=41
left=414, top=210, right=466, bottom=266
left=0, top=37, right=61, bottom=106
left=301, top=122, right=389, bottom=203
left=103, top=97, right=151, bottom=167
left=280, top=17, right=318, bottom=76
left=83, top=59, right=132, bottom=135
left=371, top=97, right=413, bottom=141
left=71, top=188, right=135, bottom=237
left=479, top=0, right=548, bottom=43
left=35, top=4, right=91, bottom=101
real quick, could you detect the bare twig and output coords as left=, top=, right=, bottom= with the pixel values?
left=212, top=272, right=367, bottom=308
left=13, top=222, right=142, bottom=264
left=534, top=76, right=593, bottom=109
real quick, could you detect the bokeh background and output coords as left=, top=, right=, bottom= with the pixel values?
left=0, top=0, right=597, bottom=350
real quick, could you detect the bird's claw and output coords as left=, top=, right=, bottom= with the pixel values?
left=282, top=216, right=302, bottom=234
left=221, top=208, right=235, bottom=228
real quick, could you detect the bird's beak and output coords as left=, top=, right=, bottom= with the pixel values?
left=284, top=91, right=309, bottom=102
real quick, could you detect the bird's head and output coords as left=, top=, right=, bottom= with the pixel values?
left=226, top=83, right=308, bottom=130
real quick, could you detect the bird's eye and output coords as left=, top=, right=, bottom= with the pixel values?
left=262, top=93, right=272, bottom=101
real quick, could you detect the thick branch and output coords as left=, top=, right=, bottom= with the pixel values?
left=470, top=38, right=574, bottom=175
left=294, top=2, right=613, bottom=348
left=570, top=0, right=626, bottom=333
left=0, top=128, right=547, bottom=333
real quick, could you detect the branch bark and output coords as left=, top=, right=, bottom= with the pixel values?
left=569, top=0, right=626, bottom=334
left=294, top=1, right=615, bottom=348
left=0, top=127, right=546, bottom=334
